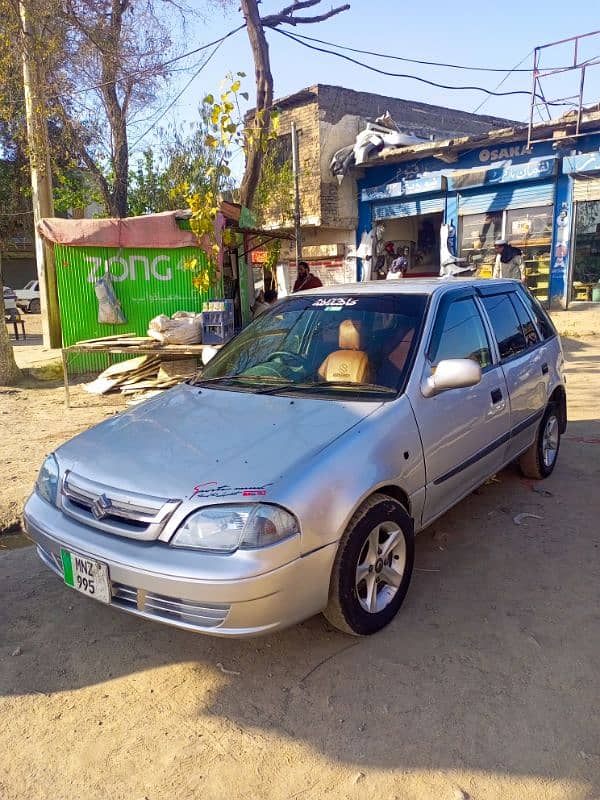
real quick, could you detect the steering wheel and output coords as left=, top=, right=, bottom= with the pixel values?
left=266, top=351, right=308, bottom=369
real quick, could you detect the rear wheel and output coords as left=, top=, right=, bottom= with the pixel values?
left=324, top=494, right=414, bottom=635
left=29, top=298, right=40, bottom=314
left=519, top=402, right=561, bottom=479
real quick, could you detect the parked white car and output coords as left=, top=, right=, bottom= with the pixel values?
left=24, top=279, right=567, bottom=637
left=3, top=286, right=18, bottom=316
left=16, top=280, right=40, bottom=313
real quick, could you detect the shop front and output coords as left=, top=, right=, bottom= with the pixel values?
left=356, top=125, right=600, bottom=308
left=360, top=174, right=447, bottom=279
left=564, top=152, right=600, bottom=304
left=449, top=157, right=556, bottom=305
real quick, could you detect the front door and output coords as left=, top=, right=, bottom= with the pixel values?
left=409, top=293, right=511, bottom=526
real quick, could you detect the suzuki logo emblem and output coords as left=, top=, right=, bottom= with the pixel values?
left=91, top=493, right=113, bottom=520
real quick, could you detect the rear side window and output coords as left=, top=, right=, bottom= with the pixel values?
left=481, top=293, right=527, bottom=361
left=429, top=297, right=492, bottom=369
left=516, top=286, right=556, bottom=340
left=509, top=293, right=540, bottom=347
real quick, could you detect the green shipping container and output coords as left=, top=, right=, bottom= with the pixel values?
left=54, top=244, right=219, bottom=371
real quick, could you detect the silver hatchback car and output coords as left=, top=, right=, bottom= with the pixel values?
left=24, top=279, right=566, bottom=637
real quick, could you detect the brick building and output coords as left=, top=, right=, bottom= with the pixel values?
left=255, top=84, right=512, bottom=289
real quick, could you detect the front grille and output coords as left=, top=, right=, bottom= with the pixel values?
left=37, top=544, right=229, bottom=630
left=112, top=582, right=230, bottom=628
left=60, top=471, right=180, bottom=540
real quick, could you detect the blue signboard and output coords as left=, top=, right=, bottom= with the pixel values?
left=361, top=174, right=447, bottom=202
left=447, top=156, right=557, bottom=191
left=563, top=151, right=600, bottom=174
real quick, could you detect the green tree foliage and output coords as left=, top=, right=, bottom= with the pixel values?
left=128, top=101, right=236, bottom=216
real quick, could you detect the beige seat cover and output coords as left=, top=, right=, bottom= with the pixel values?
left=318, top=320, right=371, bottom=384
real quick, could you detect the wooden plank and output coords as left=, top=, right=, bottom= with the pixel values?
left=75, top=333, right=136, bottom=345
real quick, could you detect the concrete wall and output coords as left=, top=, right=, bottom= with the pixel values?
left=274, top=97, right=322, bottom=226
left=315, top=84, right=512, bottom=138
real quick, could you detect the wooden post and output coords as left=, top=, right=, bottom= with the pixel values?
left=20, top=0, right=61, bottom=348
left=291, top=122, right=302, bottom=267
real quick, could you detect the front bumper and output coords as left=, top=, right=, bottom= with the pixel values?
left=24, top=493, right=337, bottom=637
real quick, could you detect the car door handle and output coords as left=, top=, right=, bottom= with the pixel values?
left=541, top=363, right=549, bottom=375
left=491, top=388, right=503, bottom=404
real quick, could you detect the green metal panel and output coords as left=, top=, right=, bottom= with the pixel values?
left=54, top=244, right=218, bottom=371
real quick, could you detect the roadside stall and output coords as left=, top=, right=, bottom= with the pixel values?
left=38, top=206, right=269, bottom=405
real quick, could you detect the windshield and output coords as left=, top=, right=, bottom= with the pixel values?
left=198, top=293, right=427, bottom=398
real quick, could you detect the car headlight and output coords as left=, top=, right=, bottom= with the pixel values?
left=36, top=454, right=60, bottom=506
left=171, top=504, right=299, bottom=552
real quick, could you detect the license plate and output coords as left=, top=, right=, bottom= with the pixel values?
left=60, top=548, right=111, bottom=604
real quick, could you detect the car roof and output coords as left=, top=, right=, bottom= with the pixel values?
left=294, top=278, right=519, bottom=298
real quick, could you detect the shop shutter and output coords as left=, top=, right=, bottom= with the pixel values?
left=573, top=177, right=600, bottom=202
left=457, top=182, right=554, bottom=215
left=373, top=195, right=445, bottom=220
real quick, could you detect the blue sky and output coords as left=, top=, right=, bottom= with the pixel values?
left=136, top=0, right=600, bottom=167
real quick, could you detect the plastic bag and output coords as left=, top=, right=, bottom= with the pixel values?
left=95, top=274, right=127, bottom=325
left=147, top=312, right=202, bottom=344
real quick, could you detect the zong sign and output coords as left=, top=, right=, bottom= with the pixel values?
left=86, top=254, right=177, bottom=283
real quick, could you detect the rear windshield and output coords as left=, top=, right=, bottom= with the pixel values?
left=198, top=294, right=428, bottom=399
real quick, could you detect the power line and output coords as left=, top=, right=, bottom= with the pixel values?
left=271, top=28, right=543, bottom=100
left=1, top=25, right=245, bottom=107
left=129, top=37, right=225, bottom=149
left=286, top=31, right=537, bottom=73
left=472, top=51, right=533, bottom=113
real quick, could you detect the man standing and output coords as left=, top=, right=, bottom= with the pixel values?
left=293, top=261, right=323, bottom=292
left=493, top=239, right=524, bottom=280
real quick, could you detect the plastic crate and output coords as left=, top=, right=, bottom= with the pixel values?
left=203, top=321, right=235, bottom=344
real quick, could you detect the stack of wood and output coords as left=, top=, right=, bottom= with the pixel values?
left=84, top=356, right=197, bottom=404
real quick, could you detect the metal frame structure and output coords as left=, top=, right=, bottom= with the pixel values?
left=528, top=30, right=600, bottom=148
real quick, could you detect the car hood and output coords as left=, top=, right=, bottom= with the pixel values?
left=56, top=383, right=381, bottom=501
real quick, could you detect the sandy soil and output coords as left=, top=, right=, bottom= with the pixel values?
left=1, top=322, right=599, bottom=800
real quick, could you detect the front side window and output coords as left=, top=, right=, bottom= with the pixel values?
left=198, top=294, right=428, bottom=399
left=429, top=297, right=492, bottom=369
left=481, top=293, right=527, bottom=360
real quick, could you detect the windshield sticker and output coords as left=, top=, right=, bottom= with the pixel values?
left=324, top=306, right=343, bottom=312
left=311, top=297, right=358, bottom=307
left=191, top=482, right=272, bottom=499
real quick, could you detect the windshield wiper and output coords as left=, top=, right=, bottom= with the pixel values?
left=257, top=381, right=397, bottom=396
left=189, top=375, right=253, bottom=387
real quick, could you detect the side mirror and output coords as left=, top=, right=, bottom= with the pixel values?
left=201, top=346, right=219, bottom=366
left=422, top=358, right=482, bottom=398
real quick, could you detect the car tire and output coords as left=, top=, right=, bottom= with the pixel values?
left=29, top=298, right=40, bottom=314
left=323, top=493, right=415, bottom=636
left=519, top=402, right=561, bottom=480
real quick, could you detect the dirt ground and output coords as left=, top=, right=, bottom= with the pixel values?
left=1, top=318, right=599, bottom=800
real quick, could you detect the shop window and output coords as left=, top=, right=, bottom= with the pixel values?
left=459, top=206, right=553, bottom=306
left=459, top=212, right=503, bottom=278
left=481, top=294, right=527, bottom=361
left=573, top=200, right=600, bottom=301
left=429, top=298, right=492, bottom=369
left=506, top=206, right=553, bottom=306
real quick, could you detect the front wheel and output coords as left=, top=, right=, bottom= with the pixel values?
left=323, top=494, right=414, bottom=635
left=519, top=402, right=561, bottom=479
left=29, top=298, right=40, bottom=314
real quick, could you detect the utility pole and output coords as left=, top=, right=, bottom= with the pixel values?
left=20, top=0, right=61, bottom=348
left=291, top=122, right=302, bottom=267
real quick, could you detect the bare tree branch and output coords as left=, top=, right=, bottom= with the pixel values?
left=262, top=1, right=350, bottom=28
left=239, top=0, right=349, bottom=209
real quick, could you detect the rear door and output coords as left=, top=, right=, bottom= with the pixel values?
left=409, top=289, right=511, bottom=526
left=477, top=287, right=548, bottom=461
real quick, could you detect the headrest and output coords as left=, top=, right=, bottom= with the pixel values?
left=339, top=319, right=362, bottom=351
